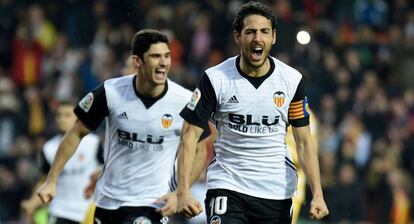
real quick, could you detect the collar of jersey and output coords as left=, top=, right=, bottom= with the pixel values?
left=235, top=55, right=275, bottom=89
left=132, top=75, right=169, bottom=109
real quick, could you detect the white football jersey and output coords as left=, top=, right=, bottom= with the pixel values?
left=75, top=75, right=192, bottom=209
left=42, top=134, right=100, bottom=221
left=181, top=56, right=310, bottom=200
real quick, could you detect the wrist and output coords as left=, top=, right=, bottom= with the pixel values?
left=46, top=174, right=58, bottom=183
left=177, top=188, right=191, bottom=197
left=312, top=190, right=324, bottom=199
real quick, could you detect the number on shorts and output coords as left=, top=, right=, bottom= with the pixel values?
left=209, top=196, right=228, bottom=216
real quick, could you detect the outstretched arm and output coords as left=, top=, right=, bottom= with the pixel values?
left=37, top=120, right=90, bottom=204
left=292, top=125, right=329, bottom=220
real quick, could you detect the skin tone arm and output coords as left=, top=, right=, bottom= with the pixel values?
left=176, top=121, right=205, bottom=218
left=155, top=134, right=209, bottom=217
left=292, top=125, right=329, bottom=220
left=37, top=120, right=91, bottom=204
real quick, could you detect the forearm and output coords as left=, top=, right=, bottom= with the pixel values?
left=297, top=141, right=323, bottom=198
left=189, top=140, right=208, bottom=185
left=177, top=140, right=197, bottom=194
left=26, top=175, right=47, bottom=207
left=47, top=130, right=82, bottom=181
left=177, top=123, right=203, bottom=195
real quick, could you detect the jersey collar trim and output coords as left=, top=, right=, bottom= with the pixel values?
left=235, top=55, right=275, bottom=89
left=132, top=75, right=169, bottom=109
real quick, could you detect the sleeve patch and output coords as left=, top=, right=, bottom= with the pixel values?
left=187, top=88, right=201, bottom=111
left=79, top=92, right=94, bottom=112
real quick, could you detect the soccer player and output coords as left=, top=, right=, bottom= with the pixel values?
left=21, top=101, right=102, bottom=224
left=176, top=1, right=329, bottom=223
left=37, top=29, right=209, bottom=224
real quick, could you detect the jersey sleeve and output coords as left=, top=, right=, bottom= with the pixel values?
left=180, top=73, right=217, bottom=130
left=288, top=78, right=310, bottom=127
left=74, top=84, right=109, bottom=131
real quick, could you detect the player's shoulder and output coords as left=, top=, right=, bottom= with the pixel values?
left=205, top=56, right=237, bottom=78
left=104, top=74, right=134, bottom=90
left=167, top=79, right=192, bottom=98
left=270, top=56, right=302, bottom=81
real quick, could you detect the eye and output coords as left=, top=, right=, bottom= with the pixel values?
left=262, top=29, right=271, bottom=34
left=245, top=30, right=254, bottom=34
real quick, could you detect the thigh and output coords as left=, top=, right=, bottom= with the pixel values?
left=248, top=197, right=292, bottom=224
left=205, top=189, right=248, bottom=224
left=121, top=206, right=166, bottom=224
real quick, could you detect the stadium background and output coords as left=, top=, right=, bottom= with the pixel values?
left=0, top=0, right=413, bottom=223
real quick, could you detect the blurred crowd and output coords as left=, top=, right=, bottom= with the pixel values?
left=0, top=0, right=413, bottom=223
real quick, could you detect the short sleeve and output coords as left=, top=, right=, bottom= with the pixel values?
left=288, top=79, right=310, bottom=127
left=180, top=73, right=217, bottom=130
left=74, top=84, right=110, bottom=131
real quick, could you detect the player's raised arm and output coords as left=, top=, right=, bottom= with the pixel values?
left=37, top=120, right=90, bottom=204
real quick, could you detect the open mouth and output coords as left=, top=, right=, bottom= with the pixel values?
left=155, top=69, right=166, bottom=80
left=251, top=47, right=264, bottom=61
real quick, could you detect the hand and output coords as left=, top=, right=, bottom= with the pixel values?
left=21, top=199, right=37, bottom=223
left=309, top=197, right=329, bottom=220
left=37, top=179, right=57, bottom=204
left=154, top=192, right=178, bottom=216
left=84, top=169, right=101, bottom=199
left=177, top=192, right=203, bottom=219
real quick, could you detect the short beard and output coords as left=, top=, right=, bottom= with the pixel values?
left=242, top=54, right=268, bottom=69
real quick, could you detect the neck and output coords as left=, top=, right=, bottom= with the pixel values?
left=239, top=56, right=270, bottom=77
left=135, top=75, right=166, bottom=98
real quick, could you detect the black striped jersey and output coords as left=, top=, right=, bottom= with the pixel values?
left=74, top=75, right=193, bottom=209
left=41, top=134, right=101, bottom=221
left=180, top=56, right=310, bottom=200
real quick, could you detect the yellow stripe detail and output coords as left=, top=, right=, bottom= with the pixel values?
left=290, top=104, right=302, bottom=107
left=290, top=100, right=303, bottom=105
left=289, top=111, right=304, bottom=117
left=289, top=108, right=303, bottom=113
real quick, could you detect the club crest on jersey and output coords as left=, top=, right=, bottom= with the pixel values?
left=133, top=216, right=151, bottom=224
left=161, top=114, right=173, bottom=129
left=273, top=91, right=285, bottom=108
left=79, top=92, right=94, bottom=112
left=210, top=216, right=221, bottom=224
left=187, top=88, right=201, bottom=111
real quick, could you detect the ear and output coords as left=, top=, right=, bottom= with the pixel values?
left=234, top=31, right=241, bottom=46
left=272, top=29, right=276, bottom=45
left=131, top=55, right=143, bottom=68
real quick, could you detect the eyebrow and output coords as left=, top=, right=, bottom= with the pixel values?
left=148, top=51, right=171, bottom=56
left=244, top=28, right=272, bottom=32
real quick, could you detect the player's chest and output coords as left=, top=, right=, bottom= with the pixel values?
left=110, top=100, right=183, bottom=134
left=218, top=79, right=292, bottom=115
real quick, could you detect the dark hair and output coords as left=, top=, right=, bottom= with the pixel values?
left=131, top=29, right=169, bottom=60
left=233, top=1, right=277, bottom=33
